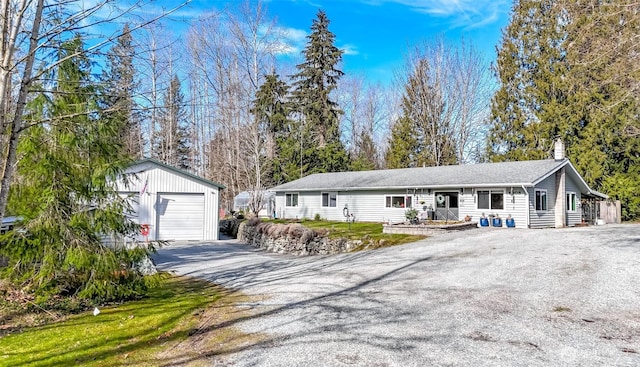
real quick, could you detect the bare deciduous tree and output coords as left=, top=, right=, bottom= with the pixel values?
left=338, top=75, right=391, bottom=169
left=186, top=0, right=282, bottom=211
left=389, top=37, right=493, bottom=167
left=0, top=0, right=189, bottom=223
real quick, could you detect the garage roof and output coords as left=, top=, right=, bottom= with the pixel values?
left=130, top=159, right=226, bottom=190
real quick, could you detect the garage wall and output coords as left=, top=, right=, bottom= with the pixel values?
left=117, top=161, right=221, bottom=241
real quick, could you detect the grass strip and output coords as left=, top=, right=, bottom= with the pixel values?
left=270, top=219, right=426, bottom=248
left=0, top=276, right=249, bottom=366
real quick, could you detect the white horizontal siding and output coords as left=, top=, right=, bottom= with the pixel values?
left=116, top=162, right=220, bottom=241
left=343, top=190, right=411, bottom=223
left=277, top=190, right=421, bottom=223
left=458, top=187, right=528, bottom=228
left=565, top=175, right=582, bottom=226
left=530, top=175, right=557, bottom=229
left=276, top=187, right=529, bottom=227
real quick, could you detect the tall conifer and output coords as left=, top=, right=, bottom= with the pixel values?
left=487, top=0, right=640, bottom=219
left=1, top=36, right=151, bottom=304
left=251, top=72, right=294, bottom=185
left=101, top=24, right=143, bottom=159
left=291, top=10, right=348, bottom=176
left=154, top=75, right=192, bottom=170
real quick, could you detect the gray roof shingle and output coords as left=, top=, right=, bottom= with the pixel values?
left=272, top=159, right=571, bottom=191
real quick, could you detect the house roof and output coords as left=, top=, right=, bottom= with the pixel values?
left=128, top=158, right=226, bottom=190
left=271, top=159, right=607, bottom=198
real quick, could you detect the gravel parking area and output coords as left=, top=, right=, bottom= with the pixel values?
left=155, top=224, right=640, bottom=366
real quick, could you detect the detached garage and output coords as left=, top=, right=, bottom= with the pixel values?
left=117, top=159, right=225, bottom=242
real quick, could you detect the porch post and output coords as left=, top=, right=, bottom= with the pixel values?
left=555, top=167, right=566, bottom=228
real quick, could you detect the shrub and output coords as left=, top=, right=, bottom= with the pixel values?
left=314, top=213, right=321, bottom=221
left=405, top=208, right=419, bottom=222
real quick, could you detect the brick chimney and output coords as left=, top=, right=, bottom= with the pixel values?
left=554, top=139, right=565, bottom=160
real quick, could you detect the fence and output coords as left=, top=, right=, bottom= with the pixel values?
left=599, top=200, right=621, bottom=224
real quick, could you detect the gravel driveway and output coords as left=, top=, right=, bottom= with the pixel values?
left=155, top=224, right=640, bottom=366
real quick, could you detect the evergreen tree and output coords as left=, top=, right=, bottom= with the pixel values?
left=251, top=72, right=294, bottom=186
left=385, top=56, right=457, bottom=168
left=291, top=10, right=348, bottom=175
left=487, top=0, right=567, bottom=161
left=101, top=24, right=143, bottom=159
left=0, top=36, right=152, bottom=305
left=349, top=130, right=378, bottom=171
left=487, top=0, right=640, bottom=220
left=154, top=75, right=192, bottom=170
left=385, top=117, right=418, bottom=169
left=564, top=1, right=640, bottom=219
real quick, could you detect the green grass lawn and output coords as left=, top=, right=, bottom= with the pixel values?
left=270, top=219, right=426, bottom=248
left=0, top=276, right=250, bottom=367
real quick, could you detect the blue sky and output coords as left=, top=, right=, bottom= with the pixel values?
left=132, top=0, right=512, bottom=84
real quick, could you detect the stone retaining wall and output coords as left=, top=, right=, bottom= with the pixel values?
left=238, top=220, right=362, bottom=256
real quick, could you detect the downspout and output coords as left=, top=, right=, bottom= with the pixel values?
left=522, top=185, right=530, bottom=228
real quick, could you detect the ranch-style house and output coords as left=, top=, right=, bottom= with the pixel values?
left=271, top=140, right=607, bottom=229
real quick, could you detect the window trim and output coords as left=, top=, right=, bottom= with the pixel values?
left=321, top=192, right=337, bottom=207
left=535, top=189, right=548, bottom=211
left=385, top=195, right=412, bottom=209
left=476, top=189, right=505, bottom=210
left=285, top=192, right=299, bottom=207
left=566, top=192, right=577, bottom=212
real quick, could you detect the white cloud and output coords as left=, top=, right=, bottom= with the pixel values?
left=365, top=0, right=509, bottom=30
left=341, top=44, right=359, bottom=56
left=272, top=25, right=308, bottom=55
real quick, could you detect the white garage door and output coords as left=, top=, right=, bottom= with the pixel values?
left=156, top=193, right=204, bottom=241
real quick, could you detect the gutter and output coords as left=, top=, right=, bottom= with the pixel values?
left=273, top=183, right=536, bottom=193
left=588, top=189, right=609, bottom=200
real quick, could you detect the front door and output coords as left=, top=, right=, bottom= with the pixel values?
left=434, top=192, right=459, bottom=221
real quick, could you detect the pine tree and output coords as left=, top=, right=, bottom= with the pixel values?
left=0, top=36, right=152, bottom=305
left=291, top=10, right=348, bottom=175
left=101, top=24, right=144, bottom=159
left=154, top=75, right=192, bottom=170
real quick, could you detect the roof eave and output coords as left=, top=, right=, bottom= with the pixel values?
left=588, top=190, right=609, bottom=199
left=531, top=159, right=569, bottom=186
left=129, top=158, right=226, bottom=190
left=272, top=182, right=535, bottom=192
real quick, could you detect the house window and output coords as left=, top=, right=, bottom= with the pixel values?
left=566, top=192, right=576, bottom=212
left=285, top=193, right=298, bottom=207
left=477, top=190, right=504, bottom=210
left=385, top=195, right=412, bottom=208
left=535, top=189, right=548, bottom=211
left=322, top=192, right=337, bottom=207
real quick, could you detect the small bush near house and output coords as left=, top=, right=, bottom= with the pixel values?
left=405, top=208, right=419, bottom=223
left=220, top=218, right=245, bottom=237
